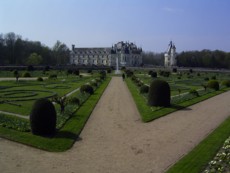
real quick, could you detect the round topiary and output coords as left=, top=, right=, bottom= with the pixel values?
left=80, top=84, right=94, bottom=95
left=148, top=80, right=170, bottom=107
left=140, top=85, right=149, bottom=94
left=207, top=80, right=219, bottom=91
left=151, top=71, right=157, bottom=78
left=30, top=98, right=56, bottom=136
left=37, top=77, right=43, bottom=81
left=23, top=72, right=31, bottom=77
left=222, top=80, right=230, bottom=87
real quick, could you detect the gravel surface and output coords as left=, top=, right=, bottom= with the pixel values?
left=1, top=77, right=230, bottom=173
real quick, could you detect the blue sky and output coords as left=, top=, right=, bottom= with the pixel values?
left=1, top=0, right=230, bottom=52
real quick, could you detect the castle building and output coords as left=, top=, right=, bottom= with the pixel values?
left=164, top=41, right=177, bottom=67
left=70, top=41, right=142, bottom=67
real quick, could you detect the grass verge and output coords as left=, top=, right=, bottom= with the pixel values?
left=126, top=78, right=229, bottom=122
left=0, top=77, right=111, bottom=152
left=166, top=116, right=230, bottom=173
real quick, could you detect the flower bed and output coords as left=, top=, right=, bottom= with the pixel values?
left=203, top=137, right=230, bottom=173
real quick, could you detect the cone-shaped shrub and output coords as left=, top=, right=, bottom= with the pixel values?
left=207, top=80, right=219, bottom=91
left=30, top=98, right=56, bottom=136
left=148, top=80, right=170, bottom=107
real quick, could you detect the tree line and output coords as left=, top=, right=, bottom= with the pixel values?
left=177, top=50, right=230, bottom=69
left=0, top=32, right=70, bottom=66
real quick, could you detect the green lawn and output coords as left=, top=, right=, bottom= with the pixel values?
left=0, top=77, right=111, bottom=151
left=0, top=75, right=96, bottom=115
left=166, top=116, right=230, bottom=173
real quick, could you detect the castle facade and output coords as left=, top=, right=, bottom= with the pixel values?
left=70, top=41, right=142, bottom=67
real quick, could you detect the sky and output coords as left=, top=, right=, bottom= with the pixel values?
left=1, top=0, right=230, bottom=53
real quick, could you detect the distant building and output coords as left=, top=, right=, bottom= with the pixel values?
left=70, top=41, right=142, bottom=67
left=164, top=41, right=177, bottom=67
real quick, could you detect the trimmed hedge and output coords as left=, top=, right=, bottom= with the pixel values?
left=30, top=98, right=57, bottom=136
left=148, top=80, right=170, bottom=107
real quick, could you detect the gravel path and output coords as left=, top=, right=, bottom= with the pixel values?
left=1, top=77, right=230, bottom=173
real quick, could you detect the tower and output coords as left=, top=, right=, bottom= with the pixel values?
left=164, top=41, right=177, bottom=67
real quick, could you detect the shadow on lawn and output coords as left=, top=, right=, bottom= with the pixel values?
left=55, top=131, right=81, bottom=141
left=171, top=104, right=192, bottom=111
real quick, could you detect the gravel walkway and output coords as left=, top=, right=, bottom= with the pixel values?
left=1, top=77, right=230, bottom=173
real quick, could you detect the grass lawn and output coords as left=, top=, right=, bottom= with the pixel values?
left=0, top=75, right=96, bottom=115
left=166, top=116, right=230, bottom=173
left=0, top=77, right=111, bottom=152
left=126, top=77, right=229, bottom=122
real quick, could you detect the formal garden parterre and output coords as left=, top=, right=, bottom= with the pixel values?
left=0, top=69, right=111, bottom=151
left=123, top=68, right=230, bottom=172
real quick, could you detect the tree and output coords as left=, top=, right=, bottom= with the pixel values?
left=53, top=40, right=70, bottom=65
left=25, top=53, right=43, bottom=65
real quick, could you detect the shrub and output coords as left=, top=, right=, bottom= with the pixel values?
left=211, top=76, right=216, bottom=80
left=13, top=70, right=19, bottom=77
left=148, top=70, right=153, bottom=75
left=222, top=80, right=230, bottom=87
left=151, top=71, right=157, bottom=78
left=189, top=69, right=193, bottom=73
left=159, top=71, right=170, bottom=77
left=148, top=80, right=170, bottom=107
left=30, top=98, right=56, bottom=136
left=204, top=77, right=209, bottom=81
left=87, top=69, right=92, bottom=73
left=67, top=69, right=73, bottom=75
left=107, top=68, right=112, bottom=73
left=100, top=70, right=106, bottom=80
left=68, top=97, right=80, bottom=105
left=172, top=68, right=177, bottom=73
left=140, top=85, right=149, bottom=94
left=207, top=80, right=219, bottom=91
left=23, top=72, right=31, bottom=77
left=189, top=89, right=199, bottom=97
left=73, top=69, right=80, bottom=75
left=125, top=69, right=133, bottom=77
left=48, top=74, right=57, bottom=79
left=37, top=77, right=43, bottom=81
left=80, top=84, right=94, bottom=95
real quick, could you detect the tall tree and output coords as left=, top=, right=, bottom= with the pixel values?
left=25, top=53, right=43, bottom=65
left=53, top=40, right=70, bottom=65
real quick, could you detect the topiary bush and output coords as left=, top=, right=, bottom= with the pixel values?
left=30, top=98, right=56, bottom=136
left=140, top=85, right=149, bottom=94
left=207, top=80, right=219, bottom=91
left=189, top=89, right=199, bottom=97
left=23, top=72, right=31, bottom=77
left=222, top=80, right=230, bottom=87
left=37, top=77, right=43, bottom=81
left=151, top=71, right=157, bottom=78
left=80, top=84, right=94, bottom=95
left=148, top=80, right=170, bottom=107
left=73, top=69, right=80, bottom=76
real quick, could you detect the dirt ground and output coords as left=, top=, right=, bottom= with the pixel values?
left=1, top=77, right=230, bottom=173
